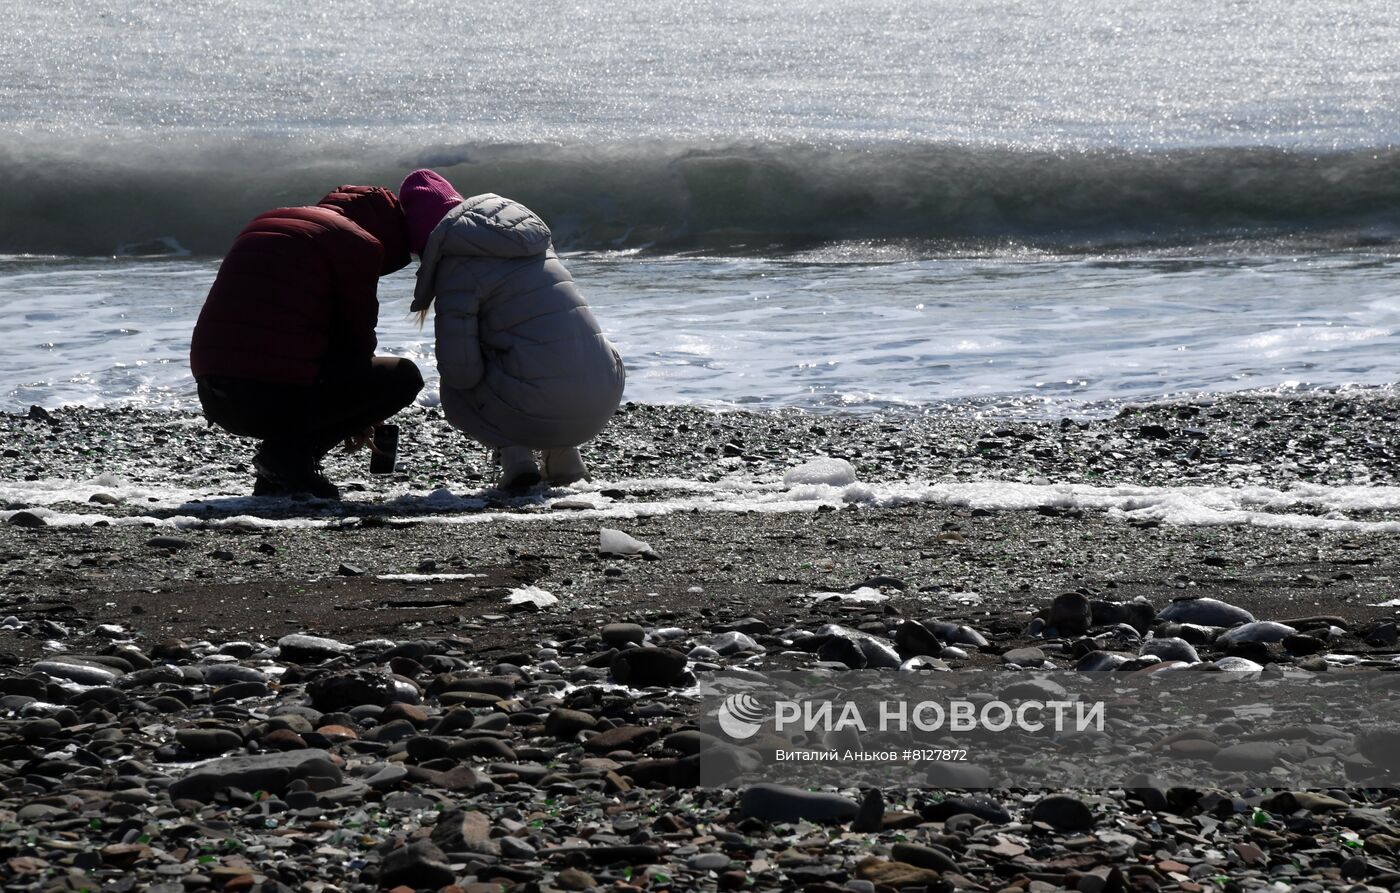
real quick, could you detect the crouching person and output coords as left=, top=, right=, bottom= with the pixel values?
left=189, top=185, right=423, bottom=498
left=399, top=169, right=625, bottom=490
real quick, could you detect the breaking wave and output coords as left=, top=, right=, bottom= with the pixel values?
left=1, top=139, right=1398, bottom=256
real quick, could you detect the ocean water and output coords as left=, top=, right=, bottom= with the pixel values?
left=2, top=0, right=1399, bottom=416
left=4, top=249, right=1399, bottom=415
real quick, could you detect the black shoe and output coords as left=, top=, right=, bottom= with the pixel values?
left=254, top=453, right=341, bottom=500
left=252, top=474, right=289, bottom=497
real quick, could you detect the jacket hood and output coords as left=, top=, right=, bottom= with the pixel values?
left=410, top=193, right=553, bottom=312
left=318, top=186, right=411, bottom=275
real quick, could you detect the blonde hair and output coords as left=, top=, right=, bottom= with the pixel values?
left=414, top=307, right=430, bottom=328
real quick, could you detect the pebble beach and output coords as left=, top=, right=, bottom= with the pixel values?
left=2, top=394, right=1400, bottom=892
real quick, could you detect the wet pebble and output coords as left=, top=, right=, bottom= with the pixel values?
left=610, top=646, right=689, bottom=687
left=1157, top=596, right=1255, bottom=627
left=1139, top=636, right=1199, bottom=663
left=1216, top=620, right=1297, bottom=646
left=738, top=783, right=860, bottom=823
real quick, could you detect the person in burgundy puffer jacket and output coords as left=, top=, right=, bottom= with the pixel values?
left=190, top=185, right=423, bottom=498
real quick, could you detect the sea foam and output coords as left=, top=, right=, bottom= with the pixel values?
left=4, top=475, right=1400, bottom=534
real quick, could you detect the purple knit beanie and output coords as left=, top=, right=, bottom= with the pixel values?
left=399, top=169, right=464, bottom=255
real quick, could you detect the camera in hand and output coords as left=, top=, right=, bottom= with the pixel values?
left=369, top=424, right=399, bottom=474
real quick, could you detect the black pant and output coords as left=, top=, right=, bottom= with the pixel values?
left=197, top=357, right=423, bottom=462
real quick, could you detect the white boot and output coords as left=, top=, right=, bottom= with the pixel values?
left=542, top=446, right=590, bottom=486
left=496, top=446, right=541, bottom=491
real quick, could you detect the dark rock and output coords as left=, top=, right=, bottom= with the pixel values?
left=1162, top=622, right=1219, bottom=646
left=448, top=737, right=516, bottom=761
left=584, top=725, right=660, bottom=754
left=32, top=658, right=118, bottom=686
left=738, top=783, right=859, bottom=823
left=688, top=852, right=733, bottom=871
left=1029, top=795, right=1095, bottom=831
left=431, top=809, right=499, bottom=855
left=307, top=671, right=397, bottom=711
left=1365, top=622, right=1399, bottom=646
left=1355, top=727, right=1400, bottom=773
left=610, top=646, right=688, bottom=687
left=213, top=680, right=268, bottom=702
left=850, top=788, right=884, bottom=832
left=545, top=708, right=598, bottom=739
left=146, top=536, right=191, bottom=550
left=718, top=617, right=770, bottom=635
left=853, top=637, right=901, bottom=669
left=6, top=511, right=47, bottom=528
left=1279, top=614, right=1347, bottom=632
left=1157, top=597, right=1254, bottom=627
left=928, top=622, right=990, bottom=648
left=379, top=840, right=455, bottom=890
left=710, top=630, right=761, bottom=655
left=894, top=620, right=944, bottom=658
left=890, top=842, right=959, bottom=873
left=169, top=750, right=341, bottom=802
left=1090, top=598, right=1154, bottom=633
left=175, top=728, right=243, bottom=755
left=432, top=675, right=515, bottom=699
left=277, top=634, right=352, bottom=663
left=601, top=622, right=646, bottom=647
left=556, top=868, right=597, bottom=890
left=859, top=575, right=907, bottom=590
left=1341, top=855, right=1370, bottom=880
left=816, top=635, right=866, bottom=669
left=1001, top=647, right=1045, bottom=667
left=1138, top=637, right=1198, bottom=663
left=1216, top=621, right=1296, bottom=646
left=500, top=836, right=538, bottom=859
left=204, top=664, right=268, bottom=685
left=623, top=757, right=688, bottom=787
left=921, top=796, right=1011, bottom=824
left=1125, top=774, right=1169, bottom=811
left=1282, top=633, right=1326, bottom=655
left=663, top=730, right=723, bottom=755
left=1076, top=651, right=1130, bottom=671
left=1047, top=592, right=1092, bottom=635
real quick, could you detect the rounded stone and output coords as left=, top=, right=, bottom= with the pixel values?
left=1029, top=795, right=1095, bottom=831
left=1138, top=636, right=1199, bottom=663
left=601, top=623, right=646, bottom=647
left=1157, top=597, right=1254, bottom=627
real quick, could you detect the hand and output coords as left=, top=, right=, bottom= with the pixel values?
left=343, top=422, right=386, bottom=455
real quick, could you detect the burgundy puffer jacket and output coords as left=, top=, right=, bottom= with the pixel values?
left=190, top=186, right=411, bottom=385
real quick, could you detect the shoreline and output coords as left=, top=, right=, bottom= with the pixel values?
left=4, top=392, right=1400, bottom=658
left=2, top=394, right=1400, bottom=891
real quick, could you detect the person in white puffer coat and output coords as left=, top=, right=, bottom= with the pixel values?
left=400, top=169, right=626, bottom=489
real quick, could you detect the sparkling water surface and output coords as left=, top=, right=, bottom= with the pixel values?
left=2, top=0, right=1398, bottom=416
left=4, top=0, right=1397, bottom=147
left=4, top=250, right=1397, bottom=416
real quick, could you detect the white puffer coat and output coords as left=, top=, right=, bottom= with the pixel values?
left=412, top=194, right=625, bottom=448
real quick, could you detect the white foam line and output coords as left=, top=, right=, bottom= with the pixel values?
left=5, top=476, right=1400, bottom=534
left=377, top=573, right=486, bottom=582
left=0, top=474, right=776, bottom=511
